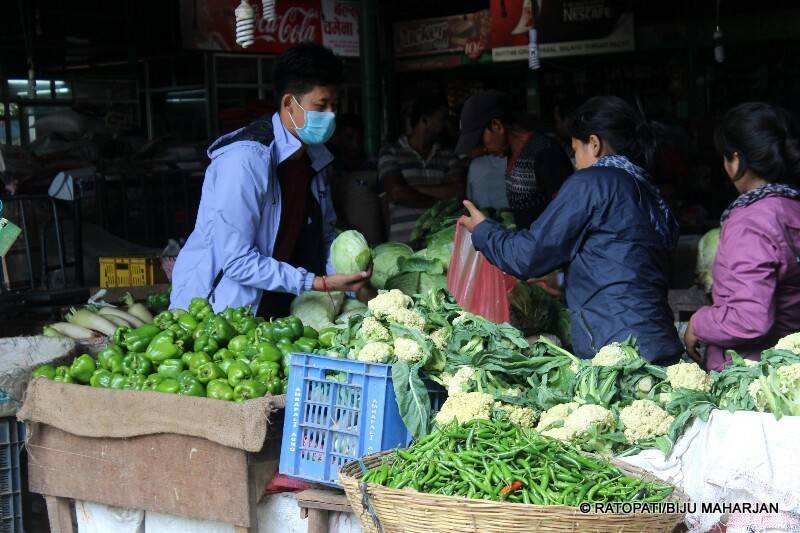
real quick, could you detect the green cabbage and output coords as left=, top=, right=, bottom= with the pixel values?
left=696, top=228, right=720, bottom=293
left=290, top=291, right=344, bottom=330
left=371, top=242, right=414, bottom=289
left=331, top=230, right=372, bottom=274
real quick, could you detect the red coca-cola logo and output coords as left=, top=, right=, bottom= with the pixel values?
left=258, top=7, right=319, bottom=45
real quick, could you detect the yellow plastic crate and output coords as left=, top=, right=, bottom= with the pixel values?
left=98, top=256, right=164, bottom=288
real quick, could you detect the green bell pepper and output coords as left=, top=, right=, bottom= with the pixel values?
left=265, top=376, right=283, bottom=395
left=254, top=341, right=281, bottom=362
left=113, top=325, right=130, bottom=346
left=278, top=342, right=297, bottom=360
left=126, top=374, right=146, bottom=390
left=177, top=312, right=199, bottom=334
left=271, top=319, right=294, bottom=342
left=69, top=354, right=97, bottom=383
left=90, top=369, right=113, bottom=388
left=235, top=316, right=258, bottom=335
left=32, top=364, right=56, bottom=379
left=286, top=317, right=304, bottom=340
left=109, top=373, right=129, bottom=389
left=156, top=378, right=181, bottom=394
left=179, top=379, right=205, bottom=397
left=154, top=310, right=176, bottom=330
left=194, top=333, right=219, bottom=355
left=145, top=330, right=183, bottom=364
left=207, top=379, right=235, bottom=401
left=213, top=348, right=235, bottom=362
left=196, top=362, right=225, bottom=384
left=294, top=336, right=318, bottom=352
left=255, top=322, right=276, bottom=343
left=188, top=352, right=212, bottom=374
left=234, top=379, right=268, bottom=401
left=122, top=353, right=152, bottom=376
left=142, top=373, right=164, bottom=391
left=167, top=322, right=192, bottom=345
left=251, top=359, right=280, bottom=379
left=125, top=324, right=162, bottom=353
left=318, top=327, right=337, bottom=349
left=54, top=365, right=74, bottom=383
left=226, top=361, right=251, bottom=387
left=222, top=308, right=238, bottom=324
left=228, top=335, right=250, bottom=355
left=103, top=352, right=125, bottom=374
left=205, top=316, right=236, bottom=346
left=281, top=377, right=288, bottom=394
left=188, top=297, right=213, bottom=321
left=97, top=345, right=124, bottom=370
left=157, top=358, right=186, bottom=379
left=218, top=358, right=235, bottom=374
left=181, top=351, right=195, bottom=366
left=302, top=326, right=318, bottom=339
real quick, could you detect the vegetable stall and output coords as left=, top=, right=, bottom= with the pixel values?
left=7, top=202, right=800, bottom=533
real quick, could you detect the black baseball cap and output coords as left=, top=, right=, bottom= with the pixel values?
left=455, top=91, right=511, bottom=155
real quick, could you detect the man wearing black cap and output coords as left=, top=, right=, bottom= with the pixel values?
left=456, top=91, right=573, bottom=229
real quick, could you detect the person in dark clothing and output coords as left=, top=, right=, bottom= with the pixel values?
left=459, top=96, right=683, bottom=364
left=455, top=91, right=574, bottom=228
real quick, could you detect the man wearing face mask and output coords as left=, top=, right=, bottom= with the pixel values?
left=170, top=43, right=373, bottom=316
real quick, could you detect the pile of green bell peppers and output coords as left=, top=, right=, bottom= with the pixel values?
left=31, top=297, right=318, bottom=401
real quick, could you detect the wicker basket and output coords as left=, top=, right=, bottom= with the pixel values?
left=340, top=451, right=689, bottom=533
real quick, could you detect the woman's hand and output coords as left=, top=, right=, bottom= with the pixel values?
left=684, top=319, right=704, bottom=366
left=528, top=272, right=561, bottom=297
left=460, top=200, right=487, bottom=233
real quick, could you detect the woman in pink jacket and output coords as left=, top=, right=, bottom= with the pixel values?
left=685, top=102, right=800, bottom=371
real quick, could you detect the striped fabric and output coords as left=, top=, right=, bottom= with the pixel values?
left=378, top=136, right=462, bottom=242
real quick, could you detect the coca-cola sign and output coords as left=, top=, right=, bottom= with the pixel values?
left=256, top=5, right=320, bottom=50
left=179, top=0, right=325, bottom=54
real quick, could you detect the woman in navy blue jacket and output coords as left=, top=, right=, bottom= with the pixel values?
left=460, top=96, right=682, bottom=363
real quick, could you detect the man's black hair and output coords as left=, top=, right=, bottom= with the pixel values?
left=273, top=42, right=344, bottom=108
left=410, top=94, right=448, bottom=129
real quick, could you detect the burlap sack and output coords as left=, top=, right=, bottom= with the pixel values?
left=18, top=377, right=285, bottom=452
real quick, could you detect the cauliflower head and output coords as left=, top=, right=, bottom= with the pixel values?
left=494, top=402, right=538, bottom=429
left=356, top=341, right=393, bottom=363
left=441, top=366, right=476, bottom=395
left=434, top=392, right=494, bottom=425
left=394, top=337, right=424, bottom=363
left=360, top=316, right=391, bottom=342
left=775, top=333, right=800, bottom=355
left=592, top=342, right=640, bottom=367
left=536, top=402, right=580, bottom=432
left=387, top=308, right=426, bottom=331
left=540, top=403, right=614, bottom=442
left=619, top=399, right=674, bottom=444
left=776, top=363, right=800, bottom=394
left=748, top=379, right=767, bottom=412
left=666, top=361, right=712, bottom=392
left=430, top=327, right=451, bottom=351
left=367, top=289, right=411, bottom=319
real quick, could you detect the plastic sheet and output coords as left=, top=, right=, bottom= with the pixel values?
left=447, top=219, right=516, bottom=324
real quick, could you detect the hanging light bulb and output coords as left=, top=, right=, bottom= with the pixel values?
left=235, top=0, right=256, bottom=48
left=713, top=0, right=724, bottom=64
left=262, top=0, right=276, bottom=22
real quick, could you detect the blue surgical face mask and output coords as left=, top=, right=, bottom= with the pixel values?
left=289, top=96, right=336, bottom=145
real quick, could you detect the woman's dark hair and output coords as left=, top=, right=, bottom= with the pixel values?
left=714, top=102, right=800, bottom=184
left=273, top=42, right=344, bottom=107
left=567, top=95, right=659, bottom=170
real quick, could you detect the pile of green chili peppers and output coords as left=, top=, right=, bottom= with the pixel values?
left=361, top=419, right=674, bottom=506
left=31, top=297, right=333, bottom=402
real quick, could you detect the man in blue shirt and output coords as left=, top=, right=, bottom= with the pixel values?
left=171, top=43, right=372, bottom=314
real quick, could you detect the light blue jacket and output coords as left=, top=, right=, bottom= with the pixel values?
left=170, top=113, right=336, bottom=312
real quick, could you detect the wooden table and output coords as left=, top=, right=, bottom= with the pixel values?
left=296, top=488, right=352, bottom=533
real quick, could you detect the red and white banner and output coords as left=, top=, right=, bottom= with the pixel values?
left=321, top=0, right=359, bottom=57
left=180, top=0, right=358, bottom=56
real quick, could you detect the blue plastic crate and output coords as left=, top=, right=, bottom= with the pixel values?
left=0, top=418, right=24, bottom=533
left=279, top=353, right=444, bottom=487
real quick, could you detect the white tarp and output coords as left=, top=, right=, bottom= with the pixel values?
left=619, top=410, right=800, bottom=532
